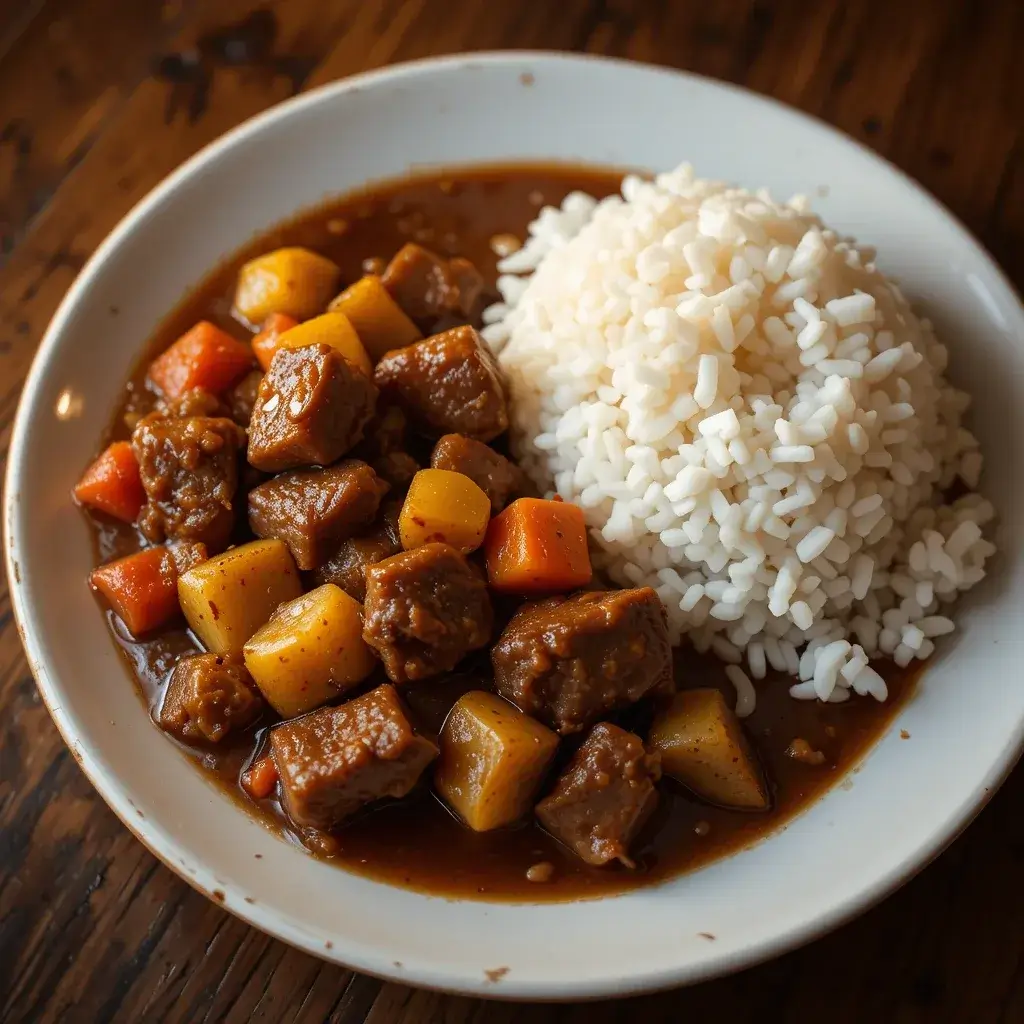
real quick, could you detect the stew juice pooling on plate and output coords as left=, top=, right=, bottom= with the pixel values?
left=75, top=166, right=915, bottom=900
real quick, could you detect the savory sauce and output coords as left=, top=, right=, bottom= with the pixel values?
left=88, top=165, right=916, bottom=901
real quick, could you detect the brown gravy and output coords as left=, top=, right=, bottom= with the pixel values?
left=88, top=165, right=916, bottom=901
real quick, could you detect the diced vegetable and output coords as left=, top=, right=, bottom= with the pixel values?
left=73, top=441, right=145, bottom=523
left=241, top=757, right=279, bottom=800
left=252, top=312, right=299, bottom=371
left=276, top=311, right=372, bottom=377
left=434, top=691, right=559, bottom=832
left=90, top=546, right=183, bottom=637
left=234, top=247, right=340, bottom=324
left=327, top=275, right=421, bottom=360
left=244, top=584, right=377, bottom=718
left=146, top=321, right=256, bottom=400
left=484, top=497, right=592, bottom=594
left=647, top=689, right=769, bottom=811
left=399, top=468, right=491, bottom=554
left=177, top=539, right=302, bottom=655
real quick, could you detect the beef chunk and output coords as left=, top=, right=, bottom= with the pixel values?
left=248, top=344, right=377, bottom=472
left=158, top=388, right=228, bottom=419
left=270, top=684, right=438, bottom=830
left=491, top=588, right=672, bottom=735
left=363, top=542, right=492, bottom=683
left=159, top=653, right=262, bottom=743
left=371, top=451, right=419, bottom=493
left=536, top=723, right=660, bottom=867
left=350, top=405, right=419, bottom=492
left=381, top=243, right=484, bottom=326
left=353, top=405, right=408, bottom=460
left=132, top=409, right=245, bottom=551
left=247, top=459, right=388, bottom=570
left=431, top=434, right=526, bottom=512
left=373, top=326, right=508, bottom=442
left=311, top=500, right=402, bottom=601
left=227, top=368, right=263, bottom=427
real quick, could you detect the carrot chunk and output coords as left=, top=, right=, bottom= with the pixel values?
left=251, top=312, right=299, bottom=372
left=484, top=497, right=592, bottom=594
left=89, top=545, right=205, bottom=637
left=73, top=441, right=145, bottom=523
left=147, top=321, right=256, bottom=399
left=241, top=757, right=279, bottom=800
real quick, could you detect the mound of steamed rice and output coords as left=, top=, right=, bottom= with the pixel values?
left=483, top=164, right=996, bottom=713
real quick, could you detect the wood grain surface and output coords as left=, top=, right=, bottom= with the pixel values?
left=1, top=1, right=1022, bottom=1021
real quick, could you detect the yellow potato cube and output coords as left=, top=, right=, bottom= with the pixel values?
left=234, top=247, right=340, bottom=324
left=327, top=275, right=421, bottom=360
left=244, top=584, right=377, bottom=718
left=400, top=468, right=491, bottom=554
left=277, top=312, right=372, bottom=377
left=648, top=689, right=768, bottom=810
left=178, top=539, right=302, bottom=656
left=434, top=691, right=559, bottom=831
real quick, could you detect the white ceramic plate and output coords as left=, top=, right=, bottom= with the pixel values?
left=7, top=52, right=1024, bottom=1000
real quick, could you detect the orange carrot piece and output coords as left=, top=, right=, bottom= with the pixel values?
left=147, top=320, right=256, bottom=399
left=241, top=757, right=279, bottom=800
left=484, top=497, right=592, bottom=594
left=89, top=547, right=182, bottom=637
left=73, top=441, right=145, bottom=523
left=251, top=312, right=299, bottom=371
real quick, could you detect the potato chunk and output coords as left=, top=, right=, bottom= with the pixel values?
left=234, top=247, right=340, bottom=323
left=178, top=539, right=302, bottom=655
left=400, top=468, right=491, bottom=554
left=435, top=691, right=559, bottom=831
left=647, top=689, right=768, bottom=810
left=277, top=312, right=372, bottom=377
left=244, top=584, right=377, bottom=718
left=328, top=275, right=421, bottom=360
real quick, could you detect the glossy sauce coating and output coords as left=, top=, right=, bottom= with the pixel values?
left=90, top=166, right=915, bottom=901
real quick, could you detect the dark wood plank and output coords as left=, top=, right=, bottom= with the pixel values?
left=0, top=1, right=1022, bottom=1021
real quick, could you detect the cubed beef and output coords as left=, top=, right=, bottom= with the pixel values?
left=353, top=405, right=408, bottom=460
left=311, top=500, right=402, bottom=601
left=430, top=434, right=526, bottom=512
left=159, top=653, right=263, bottom=743
left=363, top=542, right=493, bottom=683
left=371, top=451, right=419, bottom=493
left=536, top=723, right=660, bottom=867
left=373, top=326, right=508, bottom=442
left=270, top=684, right=438, bottom=830
left=381, top=243, right=485, bottom=326
left=132, top=409, right=245, bottom=551
left=491, top=588, right=672, bottom=735
left=227, top=368, right=264, bottom=427
left=247, top=459, right=388, bottom=570
left=158, top=388, right=228, bottom=419
left=247, top=343, right=377, bottom=472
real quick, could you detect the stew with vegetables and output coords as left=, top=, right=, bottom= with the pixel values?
left=76, top=166, right=915, bottom=900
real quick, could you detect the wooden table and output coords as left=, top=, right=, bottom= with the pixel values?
left=1, top=1, right=1022, bottom=1020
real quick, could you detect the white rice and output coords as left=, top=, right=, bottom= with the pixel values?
left=484, top=164, right=996, bottom=710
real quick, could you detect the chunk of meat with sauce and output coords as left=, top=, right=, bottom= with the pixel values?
left=373, top=326, right=508, bottom=442
left=310, top=500, right=402, bottom=602
left=247, top=344, right=377, bottom=472
left=132, top=408, right=245, bottom=552
left=381, top=243, right=485, bottom=326
left=227, top=368, right=263, bottom=427
left=350, top=405, right=420, bottom=492
left=431, top=433, right=526, bottom=512
left=362, top=542, right=493, bottom=683
left=536, top=723, right=660, bottom=868
left=270, top=684, right=438, bottom=831
left=247, top=459, right=388, bottom=570
left=159, top=653, right=263, bottom=743
left=491, top=588, right=672, bottom=735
